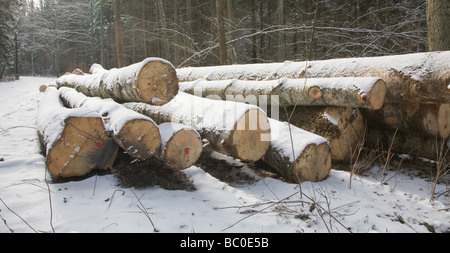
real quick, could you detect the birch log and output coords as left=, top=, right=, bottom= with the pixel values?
left=157, top=122, right=203, bottom=170
left=279, top=106, right=365, bottom=162
left=37, top=87, right=118, bottom=180
left=56, top=58, right=179, bottom=105
left=262, top=119, right=332, bottom=183
left=58, top=87, right=161, bottom=160
left=123, top=92, right=271, bottom=162
left=363, top=103, right=450, bottom=139
left=180, top=77, right=386, bottom=109
left=177, top=51, right=450, bottom=104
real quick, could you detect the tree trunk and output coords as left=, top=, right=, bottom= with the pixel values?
left=216, top=0, right=228, bottom=65
left=56, top=58, right=178, bottom=105
left=58, top=87, right=161, bottom=160
left=279, top=106, right=365, bottom=162
left=262, top=118, right=332, bottom=183
left=363, top=103, right=450, bottom=139
left=157, top=122, right=203, bottom=170
left=123, top=92, right=271, bottom=162
left=179, top=77, right=386, bottom=109
left=176, top=51, right=450, bottom=104
left=426, top=0, right=450, bottom=51
left=37, top=87, right=118, bottom=181
left=114, top=0, right=124, bottom=68
left=277, top=0, right=285, bottom=61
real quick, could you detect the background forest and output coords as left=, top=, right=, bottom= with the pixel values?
left=0, top=0, right=448, bottom=78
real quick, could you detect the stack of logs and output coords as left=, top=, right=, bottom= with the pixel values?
left=38, top=51, right=450, bottom=184
left=177, top=51, right=450, bottom=165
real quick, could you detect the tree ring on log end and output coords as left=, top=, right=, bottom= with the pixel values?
left=308, top=86, right=323, bottom=100
left=46, top=117, right=115, bottom=179
left=164, top=129, right=203, bottom=170
left=293, top=142, right=332, bottom=182
left=227, top=109, right=271, bottom=162
left=366, top=79, right=386, bottom=110
left=116, top=119, right=161, bottom=160
left=137, top=60, right=179, bottom=105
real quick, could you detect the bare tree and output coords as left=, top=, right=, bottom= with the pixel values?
left=114, top=0, right=124, bottom=67
left=426, top=0, right=450, bottom=51
left=216, top=0, right=228, bottom=65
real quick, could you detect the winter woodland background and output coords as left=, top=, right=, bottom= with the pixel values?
left=1, top=0, right=448, bottom=78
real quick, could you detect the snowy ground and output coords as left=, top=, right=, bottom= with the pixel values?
left=0, top=76, right=448, bottom=234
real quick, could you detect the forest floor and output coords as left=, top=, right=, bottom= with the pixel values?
left=0, top=76, right=448, bottom=233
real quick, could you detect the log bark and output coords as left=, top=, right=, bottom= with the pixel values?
left=278, top=106, right=365, bottom=162
left=56, top=58, right=179, bottom=105
left=37, top=87, right=118, bottom=180
left=262, top=118, right=332, bottom=183
left=365, top=127, right=449, bottom=161
left=58, top=87, right=161, bottom=160
left=123, top=92, right=271, bottom=162
left=180, top=77, right=386, bottom=109
left=363, top=103, right=450, bottom=139
left=157, top=122, right=203, bottom=170
left=177, top=51, right=450, bottom=104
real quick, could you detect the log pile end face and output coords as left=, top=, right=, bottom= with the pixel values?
left=137, top=60, right=179, bottom=106
left=363, top=79, right=386, bottom=110
left=115, top=119, right=161, bottom=160
left=46, top=117, right=118, bottom=180
left=163, top=129, right=203, bottom=171
left=293, top=142, right=332, bottom=183
left=226, top=109, right=271, bottom=162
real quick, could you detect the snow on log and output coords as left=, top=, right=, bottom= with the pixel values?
left=363, top=103, right=450, bottom=139
left=177, top=51, right=450, bottom=104
left=56, top=57, right=179, bottom=105
left=179, top=77, right=386, bottom=109
left=262, top=118, right=331, bottom=183
left=279, top=106, right=365, bottom=162
left=58, top=87, right=161, bottom=160
left=37, top=87, right=118, bottom=180
left=157, top=122, right=203, bottom=170
left=123, top=92, right=271, bottom=162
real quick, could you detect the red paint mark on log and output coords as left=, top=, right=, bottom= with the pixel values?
left=184, top=147, right=190, bottom=156
left=96, top=142, right=103, bottom=148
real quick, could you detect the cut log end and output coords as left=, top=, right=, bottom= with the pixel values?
left=365, top=79, right=386, bottom=110
left=435, top=104, right=450, bottom=138
left=227, top=109, right=271, bottom=162
left=45, top=117, right=118, bottom=180
left=163, top=129, right=203, bottom=170
left=115, top=119, right=161, bottom=160
left=308, top=86, right=323, bottom=100
left=137, top=60, right=179, bottom=105
left=293, top=142, right=332, bottom=183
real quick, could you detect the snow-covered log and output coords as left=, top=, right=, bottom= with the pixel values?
left=280, top=106, right=365, bottom=162
left=56, top=58, right=179, bottom=105
left=363, top=103, right=450, bottom=139
left=123, top=92, right=271, bottom=162
left=262, top=119, right=332, bottom=183
left=37, top=87, right=118, bottom=180
left=177, top=51, right=450, bottom=104
left=180, top=77, right=386, bottom=109
left=157, top=122, right=203, bottom=170
left=59, top=87, right=161, bottom=160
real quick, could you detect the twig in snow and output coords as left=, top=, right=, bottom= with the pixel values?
left=130, top=189, right=159, bottom=232
left=222, top=191, right=299, bottom=232
left=44, top=166, right=55, bottom=233
left=0, top=198, right=37, bottom=233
